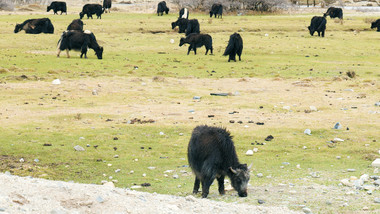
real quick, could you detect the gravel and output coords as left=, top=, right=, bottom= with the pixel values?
left=0, top=173, right=300, bottom=214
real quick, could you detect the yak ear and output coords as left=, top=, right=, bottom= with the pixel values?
left=229, top=167, right=237, bottom=174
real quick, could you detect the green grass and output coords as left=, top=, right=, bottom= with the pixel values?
left=0, top=11, right=379, bottom=213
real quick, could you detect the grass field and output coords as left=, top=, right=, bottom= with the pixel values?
left=0, top=8, right=379, bottom=213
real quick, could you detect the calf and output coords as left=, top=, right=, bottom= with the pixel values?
left=14, top=18, right=54, bottom=34
left=371, top=19, right=380, bottom=32
left=223, top=33, right=243, bottom=62
left=57, top=30, right=103, bottom=59
left=67, top=19, right=84, bottom=31
left=308, top=16, right=326, bottom=37
left=324, top=7, right=343, bottom=19
left=47, top=1, right=67, bottom=15
left=157, top=1, right=169, bottom=16
left=103, top=0, right=112, bottom=13
left=188, top=125, right=251, bottom=198
left=179, top=8, right=189, bottom=19
left=210, top=3, right=223, bottom=18
left=179, top=33, right=213, bottom=55
left=80, top=4, right=104, bottom=19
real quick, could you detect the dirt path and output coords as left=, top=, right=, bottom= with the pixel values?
left=0, top=173, right=301, bottom=214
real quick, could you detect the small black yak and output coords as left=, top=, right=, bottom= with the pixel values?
left=157, top=1, right=169, bottom=16
left=324, top=7, right=343, bottom=19
left=223, top=33, right=243, bottom=62
left=47, top=1, right=67, bottom=15
left=57, top=30, right=103, bottom=59
left=185, top=19, right=200, bottom=36
left=308, top=16, right=326, bottom=37
left=179, top=33, right=213, bottom=55
left=67, top=19, right=84, bottom=31
left=179, top=8, right=189, bottom=19
left=103, top=0, right=112, bottom=13
left=80, top=4, right=104, bottom=19
left=14, top=18, right=54, bottom=34
left=210, top=3, right=223, bottom=18
left=188, top=125, right=251, bottom=198
left=371, top=19, right=380, bottom=32
left=171, top=18, right=188, bottom=33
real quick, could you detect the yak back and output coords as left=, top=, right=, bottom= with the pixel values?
left=310, top=16, right=326, bottom=32
left=188, top=125, right=240, bottom=176
left=14, top=18, right=54, bottom=34
left=324, top=7, right=343, bottom=19
left=67, top=19, right=84, bottom=31
left=47, top=1, right=67, bottom=13
left=185, top=19, right=200, bottom=36
left=182, top=33, right=212, bottom=48
left=172, top=18, right=188, bottom=33
left=58, top=30, right=100, bottom=51
left=179, top=8, right=189, bottom=19
left=103, top=0, right=112, bottom=9
left=223, top=33, right=243, bottom=56
left=371, top=19, right=380, bottom=29
left=210, top=3, right=223, bottom=18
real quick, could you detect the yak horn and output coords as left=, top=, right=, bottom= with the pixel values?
left=229, top=167, right=237, bottom=174
left=248, top=163, right=253, bottom=170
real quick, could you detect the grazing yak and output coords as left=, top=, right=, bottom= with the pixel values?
left=171, top=18, right=199, bottom=35
left=47, top=1, right=67, bottom=15
left=80, top=4, right=104, bottom=19
left=57, top=30, right=103, bottom=59
left=179, top=33, right=213, bottom=55
left=308, top=16, right=326, bottom=37
left=67, top=19, right=84, bottom=31
left=210, top=3, right=223, bottom=18
left=324, top=7, right=343, bottom=19
left=14, top=18, right=54, bottom=34
left=223, top=33, right=243, bottom=62
left=188, top=125, right=251, bottom=198
left=103, top=0, right=112, bottom=13
left=179, top=8, right=189, bottom=19
left=371, top=19, right=380, bottom=32
left=157, top=1, right=169, bottom=16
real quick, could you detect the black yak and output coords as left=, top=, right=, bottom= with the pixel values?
left=67, top=19, right=84, bottom=31
left=210, top=3, right=223, bottom=18
left=179, top=8, right=189, bottom=19
left=157, top=1, right=169, bottom=16
left=14, top=18, right=54, bottom=34
left=185, top=19, right=200, bottom=36
left=179, top=33, right=213, bottom=55
left=308, top=16, right=326, bottom=37
left=103, top=0, right=112, bottom=13
left=80, top=4, right=104, bottom=19
left=188, top=125, right=251, bottom=198
left=371, top=19, right=380, bottom=32
left=223, top=33, right=243, bottom=62
left=324, top=7, right=343, bottom=19
left=57, top=30, right=103, bottom=59
left=47, top=1, right=67, bottom=15
left=171, top=18, right=188, bottom=33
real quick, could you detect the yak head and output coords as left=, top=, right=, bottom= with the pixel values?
left=79, top=12, right=84, bottom=19
left=47, top=6, right=51, bottom=12
left=179, top=38, right=186, bottom=47
left=171, top=22, right=176, bottom=29
left=307, top=26, right=314, bottom=36
left=371, top=21, right=377, bottom=29
left=165, top=7, right=169, bottom=14
left=94, top=46, right=103, bottom=59
left=229, top=163, right=251, bottom=197
left=14, top=24, right=22, bottom=33
left=209, top=11, right=213, bottom=18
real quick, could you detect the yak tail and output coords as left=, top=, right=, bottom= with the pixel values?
left=317, top=18, right=326, bottom=32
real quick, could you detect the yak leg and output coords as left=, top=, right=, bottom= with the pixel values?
left=317, top=31, right=320, bottom=37
left=377, top=26, right=380, bottom=32
left=187, top=46, right=192, bottom=55
left=57, top=49, right=61, bottom=57
left=193, top=47, right=197, bottom=55
left=205, top=48, right=208, bottom=55
left=192, top=177, right=201, bottom=194
left=201, top=177, right=214, bottom=198
left=66, top=49, right=70, bottom=58
left=322, top=30, right=325, bottom=37
left=217, top=175, right=225, bottom=195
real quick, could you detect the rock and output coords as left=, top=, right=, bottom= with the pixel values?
left=19, top=158, right=24, bottom=163
left=371, top=175, right=379, bottom=180
left=353, top=180, right=363, bottom=190
left=246, top=150, right=253, bottom=156
left=374, top=180, right=380, bottom=186
left=74, top=145, right=85, bottom=151
left=107, top=164, right=112, bottom=167
left=371, top=159, right=380, bottom=167
left=342, top=203, right=349, bottom=207
left=296, top=164, right=301, bottom=169
left=170, top=39, right=174, bottom=44
left=257, top=173, right=263, bottom=178
left=131, top=185, right=142, bottom=189
left=52, top=79, right=61, bottom=85
left=302, top=207, right=312, bottom=214
left=304, top=129, right=311, bottom=135
left=193, top=96, right=201, bottom=100
left=0, top=208, right=5, bottom=212
left=303, top=146, right=307, bottom=150
left=115, top=169, right=121, bottom=173
left=258, top=199, right=265, bottom=204
left=283, top=106, right=290, bottom=110
left=4, top=171, right=11, bottom=175
left=309, top=106, right=317, bottom=111
left=253, top=148, right=259, bottom=153
left=92, top=90, right=98, bottom=95
left=34, top=159, right=39, bottom=163
left=147, top=167, right=156, bottom=170
left=264, top=135, right=274, bottom=141
left=159, top=132, right=164, bottom=135
left=349, top=176, right=358, bottom=180
left=114, top=155, right=119, bottom=158
left=375, top=102, right=380, bottom=107
left=310, top=172, right=320, bottom=178
left=103, top=182, right=115, bottom=188
left=336, top=156, right=341, bottom=159
left=185, top=195, right=196, bottom=202
left=360, top=174, right=369, bottom=183
left=173, top=174, right=179, bottom=179
left=363, top=206, right=369, bottom=211
left=347, top=169, right=356, bottom=172
left=333, top=122, right=341, bottom=129
left=326, top=201, right=332, bottom=205
left=142, top=173, right=146, bottom=177
left=96, top=196, right=104, bottom=203
left=374, top=198, right=380, bottom=203
left=282, top=162, right=290, bottom=165
left=340, top=179, right=352, bottom=186
left=333, top=138, right=344, bottom=142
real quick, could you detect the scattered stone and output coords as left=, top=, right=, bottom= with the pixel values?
left=340, top=179, right=352, bottom=187
left=148, top=167, right=156, bottom=170
left=333, top=138, right=344, bottom=142
left=304, top=129, right=311, bottom=135
left=129, top=170, right=134, bottom=174
left=19, top=158, right=24, bottom=163
left=342, top=203, right=349, bottom=207
left=229, top=120, right=235, bottom=123
left=253, top=148, right=259, bottom=153
left=302, top=207, right=312, bottom=214
left=326, top=201, right=332, bottom=205
left=52, top=79, right=61, bottom=85
left=374, top=198, right=380, bottom=203
left=86, top=144, right=90, bottom=147
left=363, top=206, right=369, bottom=211
left=96, top=196, right=104, bottom=203
left=258, top=199, right=265, bottom=204
left=74, top=145, right=85, bottom=151
left=360, top=174, right=369, bottom=183
left=142, top=173, right=146, bottom=177
left=283, top=106, right=291, bottom=110
left=375, top=102, right=380, bottom=107
left=296, top=164, right=301, bottom=169
left=185, top=195, right=196, bottom=202
left=303, top=146, right=307, bottom=150
left=113, top=137, right=118, bottom=140
left=159, top=132, right=164, bottom=135
left=141, top=183, right=151, bottom=187
left=264, top=135, right=274, bottom=141
left=173, top=174, right=179, bottom=179
left=310, top=172, right=320, bottom=178
left=347, top=169, right=356, bottom=172
left=115, top=169, right=121, bottom=173
left=336, top=156, right=341, bottom=159
left=107, top=164, right=112, bottom=167
left=34, top=159, right=39, bottom=163
left=256, top=122, right=264, bottom=125
left=114, top=155, right=119, bottom=158
left=257, top=173, right=263, bottom=178
left=333, top=122, right=341, bottom=129
left=43, top=143, right=52, bottom=146
left=92, top=90, right=98, bottom=95
left=282, top=162, right=290, bottom=165
left=309, top=106, right=318, bottom=111
left=103, top=182, right=115, bottom=188
left=246, top=150, right=253, bottom=156
left=193, top=96, right=201, bottom=100
left=131, top=185, right=142, bottom=189
left=371, top=159, right=380, bottom=167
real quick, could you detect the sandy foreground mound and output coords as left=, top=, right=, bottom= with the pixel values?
left=0, top=173, right=300, bottom=214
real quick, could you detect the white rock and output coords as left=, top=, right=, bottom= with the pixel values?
left=107, top=164, right=112, bottom=167
left=115, top=169, right=121, bottom=173
left=304, top=129, right=311, bottom=135
left=283, top=106, right=291, bottom=110
left=19, top=158, right=24, bottom=163
left=148, top=167, right=156, bottom=170
left=333, top=138, right=344, bottom=142
left=74, top=145, right=85, bottom=151
left=309, top=106, right=317, bottom=111
left=173, top=174, right=179, bottom=179
left=52, top=79, right=61, bottom=85
left=92, top=90, right=98, bottom=95
left=253, top=148, right=259, bottom=153
left=129, top=170, right=134, bottom=174
left=303, top=146, right=307, bottom=150
left=336, top=156, right=341, bottom=159
left=103, top=182, right=115, bottom=188
left=246, top=150, right=254, bottom=156
left=257, top=173, right=263, bottom=178
left=185, top=195, right=196, bottom=202
left=170, top=39, right=174, bottom=44
left=372, top=159, right=380, bottom=167
left=164, top=170, right=174, bottom=173
left=159, top=132, right=164, bottom=135
left=296, top=164, right=301, bottom=169
left=131, top=185, right=142, bottom=189
left=114, top=155, right=119, bottom=158
left=360, top=174, right=369, bottom=183
left=340, top=179, right=352, bottom=186
left=142, top=173, right=146, bottom=177
left=265, top=33, right=269, bottom=37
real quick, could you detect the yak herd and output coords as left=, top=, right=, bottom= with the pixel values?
left=10, top=1, right=380, bottom=199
